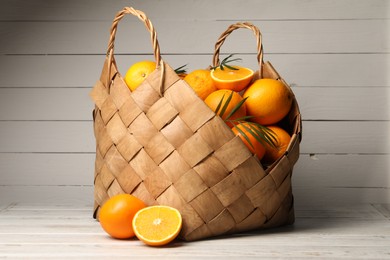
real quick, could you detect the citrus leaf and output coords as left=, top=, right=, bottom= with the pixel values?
left=174, top=64, right=188, bottom=74
left=232, top=123, right=255, bottom=149
left=231, top=115, right=256, bottom=121
left=225, top=96, right=248, bottom=121
left=255, top=124, right=278, bottom=148
left=230, top=121, right=278, bottom=149
left=214, top=93, right=225, bottom=115
left=262, top=125, right=277, bottom=141
left=211, top=54, right=242, bottom=70
left=218, top=91, right=233, bottom=117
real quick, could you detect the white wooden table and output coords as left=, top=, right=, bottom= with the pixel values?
left=0, top=0, right=389, bottom=259
left=1, top=203, right=389, bottom=259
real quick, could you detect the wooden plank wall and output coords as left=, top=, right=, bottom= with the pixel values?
left=0, top=0, right=389, bottom=207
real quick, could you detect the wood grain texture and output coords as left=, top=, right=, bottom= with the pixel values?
left=0, top=0, right=389, bottom=208
left=0, top=203, right=389, bottom=258
left=0, top=0, right=388, bottom=20
left=1, top=20, right=388, bottom=54
left=0, top=0, right=389, bottom=249
left=1, top=54, right=389, bottom=88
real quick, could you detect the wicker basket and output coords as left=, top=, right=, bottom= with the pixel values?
left=90, top=7, right=302, bottom=241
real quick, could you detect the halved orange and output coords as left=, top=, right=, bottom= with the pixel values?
left=132, top=205, right=182, bottom=246
left=210, top=66, right=254, bottom=92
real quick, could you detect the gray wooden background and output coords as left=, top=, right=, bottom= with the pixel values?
left=0, top=0, right=389, bottom=208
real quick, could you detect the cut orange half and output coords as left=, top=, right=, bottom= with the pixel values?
left=132, top=205, right=182, bottom=246
left=211, top=66, right=254, bottom=92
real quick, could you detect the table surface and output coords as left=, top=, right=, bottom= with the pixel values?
left=0, top=203, right=389, bottom=259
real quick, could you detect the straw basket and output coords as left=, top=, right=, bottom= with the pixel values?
left=90, top=7, right=302, bottom=241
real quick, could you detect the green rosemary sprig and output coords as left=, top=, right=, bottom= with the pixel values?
left=214, top=91, right=277, bottom=148
left=230, top=120, right=277, bottom=148
left=211, top=54, right=242, bottom=71
left=174, top=64, right=188, bottom=75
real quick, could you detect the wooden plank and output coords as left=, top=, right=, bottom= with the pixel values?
left=0, top=121, right=95, bottom=153
left=0, top=219, right=99, bottom=234
left=295, top=204, right=389, bottom=219
left=0, top=54, right=389, bottom=88
left=0, top=153, right=94, bottom=186
left=1, top=20, right=388, bottom=54
left=0, top=203, right=92, bottom=211
left=0, top=88, right=94, bottom=121
left=294, top=154, right=390, bottom=188
left=301, top=121, right=390, bottom=154
left=1, top=153, right=389, bottom=189
left=0, top=243, right=389, bottom=259
left=1, top=87, right=388, bottom=121
left=0, top=0, right=388, bottom=20
left=294, top=187, right=390, bottom=208
left=0, top=203, right=389, bottom=258
left=0, top=208, right=92, bottom=219
left=1, top=232, right=390, bottom=247
left=0, top=121, right=388, bottom=153
left=372, top=204, right=390, bottom=218
left=0, top=186, right=93, bottom=205
left=293, top=86, right=390, bottom=121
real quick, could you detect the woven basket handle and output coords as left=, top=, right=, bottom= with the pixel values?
left=107, top=7, right=161, bottom=63
left=104, top=7, right=165, bottom=94
left=213, top=22, right=263, bottom=78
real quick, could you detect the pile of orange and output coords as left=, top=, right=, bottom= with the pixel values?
left=98, top=194, right=182, bottom=247
left=123, top=56, right=293, bottom=165
left=180, top=55, right=293, bottom=165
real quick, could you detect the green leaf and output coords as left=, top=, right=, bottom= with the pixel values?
left=231, top=115, right=256, bottom=121
left=231, top=121, right=278, bottom=149
left=208, top=82, right=278, bottom=150
left=266, top=129, right=278, bottom=148
left=256, top=124, right=278, bottom=148
left=225, top=96, right=248, bottom=121
left=241, top=123, right=259, bottom=149
left=232, top=123, right=255, bottom=149
left=211, top=54, right=242, bottom=70
left=174, top=64, right=188, bottom=74
left=214, top=93, right=225, bottom=115
left=218, top=91, right=233, bottom=117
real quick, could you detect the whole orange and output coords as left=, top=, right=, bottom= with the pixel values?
left=243, top=79, right=293, bottom=125
left=184, top=69, right=217, bottom=100
left=232, top=122, right=266, bottom=160
left=204, top=89, right=246, bottom=127
left=99, top=194, right=146, bottom=239
left=262, top=125, right=291, bottom=164
left=124, top=60, right=156, bottom=91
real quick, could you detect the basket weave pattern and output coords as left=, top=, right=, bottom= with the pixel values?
left=90, top=7, right=302, bottom=241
